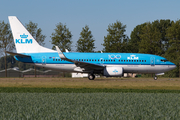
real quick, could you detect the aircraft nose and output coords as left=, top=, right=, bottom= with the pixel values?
left=171, top=62, right=176, bottom=69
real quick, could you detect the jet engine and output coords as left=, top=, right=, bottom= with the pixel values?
left=103, top=66, right=123, bottom=77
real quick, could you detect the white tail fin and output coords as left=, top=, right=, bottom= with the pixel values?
left=8, top=16, right=56, bottom=53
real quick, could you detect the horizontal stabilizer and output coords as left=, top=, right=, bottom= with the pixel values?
left=6, top=51, right=30, bottom=57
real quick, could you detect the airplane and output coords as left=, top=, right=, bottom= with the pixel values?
left=6, top=16, right=176, bottom=80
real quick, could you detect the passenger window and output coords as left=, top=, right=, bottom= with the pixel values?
left=114, top=60, right=115, bottom=62
left=139, top=60, right=141, bottom=62
left=53, top=59, right=55, bottom=61
left=126, top=60, right=128, bottom=62
left=137, top=60, right=138, bottom=62
left=129, top=60, right=131, bottom=62
left=145, top=60, right=146, bottom=62
left=121, top=60, right=123, bottom=62
left=134, top=60, right=136, bottom=62
left=58, top=59, right=60, bottom=61
left=142, top=60, right=144, bottom=62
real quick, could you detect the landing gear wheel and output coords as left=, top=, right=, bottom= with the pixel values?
left=154, top=76, right=158, bottom=80
left=88, top=74, right=95, bottom=80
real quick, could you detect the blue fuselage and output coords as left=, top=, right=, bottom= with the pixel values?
left=14, top=52, right=176, bottom=74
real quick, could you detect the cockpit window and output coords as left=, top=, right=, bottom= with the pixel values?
left=161, top=59, right=168, bottom=62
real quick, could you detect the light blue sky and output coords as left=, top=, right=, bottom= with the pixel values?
left=0, top=0, right=180, bottom=51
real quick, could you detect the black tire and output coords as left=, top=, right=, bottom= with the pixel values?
left=88, top=74, right=95, bottom=80
left=154, top=76, right=157, bottom=80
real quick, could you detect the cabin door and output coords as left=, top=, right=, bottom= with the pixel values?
left=42, top=56, right=46, bottom=65
left=150, top=57, right=155, bottom=66
left=99, top=58, right=104, bottom=65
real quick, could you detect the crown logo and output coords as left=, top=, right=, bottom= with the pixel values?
left=20, top=33, right=28, bottom=38
left=113, top=69, right=118, bottom=73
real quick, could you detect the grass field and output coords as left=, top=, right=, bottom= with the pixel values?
left=1, top=77, right=180, bottom=119
left=1, top=93, right=180, bottom=119
left=0, top=77, right=180, bottom=90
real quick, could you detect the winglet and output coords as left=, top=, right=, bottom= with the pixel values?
left=55, top=46, right=66, bottom=59
left=65, top=49, right=69, bottom=53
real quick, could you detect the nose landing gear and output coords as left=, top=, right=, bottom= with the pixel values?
left=154, top=76, right=157, bottom=80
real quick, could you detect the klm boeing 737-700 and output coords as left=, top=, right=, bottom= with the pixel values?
left=6, top=16, right=176, bottom=80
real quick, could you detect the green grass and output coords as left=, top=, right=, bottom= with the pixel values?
left=1, top=87, right=180, bottom=93
left=0, top=93, right=180, bottom=119
left=1, top=87, right=180, bottom=119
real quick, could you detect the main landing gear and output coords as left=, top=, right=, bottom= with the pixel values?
left=88, top=74, right=95, bottom=80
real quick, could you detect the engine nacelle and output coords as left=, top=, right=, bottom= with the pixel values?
left=103, top=66, right=123, bottom=77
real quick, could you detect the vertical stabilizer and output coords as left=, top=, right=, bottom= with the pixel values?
left=8, top=16, right=55, bottom=53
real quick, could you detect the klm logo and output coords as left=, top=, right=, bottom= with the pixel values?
left=16, top=33, right=32, bottom=44
left=113, top=69, right=118, bottom=74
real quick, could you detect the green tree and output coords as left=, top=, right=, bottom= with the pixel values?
left=129, top=23, right=147, bottom=53
left=25, top=21, right=46, bottom=46
left=76, top=25, right=95, bottom=52
left=151, top=19, right=172, bottom=54
left=139, top=22, right=162, bottom=55
left=0, top=21, right=14, bottom=55
left=51, top=23, right=72, bottom=52
left=102, top=21, right=129, bottom=52
left=0, top=21, right=14, bottom=77
left=165, top=20, right=180, bottom=77
left=130, top=20, right=172, bottom=54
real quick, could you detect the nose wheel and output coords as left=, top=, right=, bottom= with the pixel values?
left=154, top=76, right=158, bottom=80
left=88, top=74, right=95, bottom=80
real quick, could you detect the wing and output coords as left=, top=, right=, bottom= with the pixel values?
left=55, top=46, right=104, bottom=71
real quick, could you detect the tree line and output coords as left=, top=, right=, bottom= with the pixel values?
left=0, top=19, right=180, bottom=77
